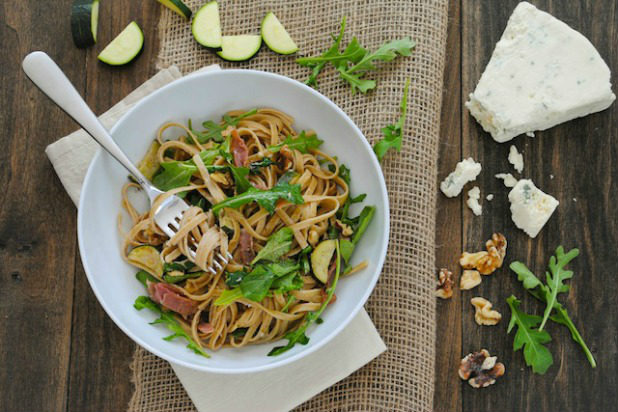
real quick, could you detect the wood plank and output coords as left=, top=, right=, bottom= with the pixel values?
left=65, top=2, right=161, bottom=411
left=0, top=1, right=83, bottom=411
left=433, top=0, right=463, bottom=411
left=461, top=1, right=618, bottom=411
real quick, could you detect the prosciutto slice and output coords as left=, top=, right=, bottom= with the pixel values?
left=230, top=129, right=249, bottom=167
left=148, top=281, right=197, bottom=318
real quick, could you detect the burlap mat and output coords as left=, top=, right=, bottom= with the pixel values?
left=129, top=1, right=448, bottom=411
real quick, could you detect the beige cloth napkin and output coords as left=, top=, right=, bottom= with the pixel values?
left=45, top=64, right=386, bottom=412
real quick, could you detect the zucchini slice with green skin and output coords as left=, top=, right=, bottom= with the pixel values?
left=98, top=21, right=144, bottom=66
left=192, top=1, right=221, bottom=49
left=71, top=0, right=99, bottom=48
left=216, top=35, right=262, bottom=62
left=128, top=245, right=164, bottom=277
left=157, top=0, right=192, bottom=19
left=311, top=240, right=337, bottom=283
left=261, top=12, right=298, bottom=55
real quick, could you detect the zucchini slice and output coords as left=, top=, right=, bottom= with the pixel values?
left=128, top=245, right=164, bottom=277
left=137, top=140, right=162, bottom=180
left=191, top=1, right=221, bottom=49
left=261, top=12, right=298, bottom=55
left=216, top=35, right=262, bottom=62
left=311, top=240, right=337, bottom=283
left=157, top=0, right=192, bottom=19
left=71, top=0, right=99, bottom=48
left=98, top=21, right=144, bottom=66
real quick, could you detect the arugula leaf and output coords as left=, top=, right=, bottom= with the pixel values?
left=506, top=295, right=553, bottom=374
left=163, top=271, right=205, bottom=284
left=337, top=164, right=351, bottom=185
left=134, top=296, right=210, bottom=358
left=346, top=38, right=415, bottom=73
left=228, top=165, right=251, bottom=193
left=539, top=247, right=579, bottom=330
left=252, top=227, right=294, bottom=264
left=299, top=246, right=312, bottom=274
left=269, top=241, right=341, bottom=356
left=277, top=170, right=298, bottom=185
left=296, top=16, right=415, bottom=93
left=225, top=271, right=247, bottom=287
left=136, top=270, right=158, bottom=287
left=297, top=17, right=347, bottom=88
left=281, top=295, right=296, bottom=313
left=373, top=78, right=410, bottom=162
left=267, top=131, right=324, bottom=154
left=230, top=327, right=248, bottom=338
left=214, top=288, right=243, bottom=306
left=152, top=149, right=222, bottom=191
left=163, top=260, right=195, bottom=273
left=510, top=253, right=596, bottom=368
left=271, top=271, right=303, bottom=293
left=249, top=157, right=274, bottom=173
left=351, top=206, right=375, bottom=245
left=339, top=239, right=354, bottom=264
left=191, top=109, right=258, bottom=143
left=239, top=265, right=276, bottom=302
left=212, top=183, right=304, bottom=215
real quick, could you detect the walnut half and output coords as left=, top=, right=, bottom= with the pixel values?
left=435, top=268, right=454, bottom=299
left=460, top=270, right=481, bottom=290
left=459, top=233, right=507, bottom=275
left=470, top=297, right=502, bottom=325
left=459, top=349, right=505, bottom=388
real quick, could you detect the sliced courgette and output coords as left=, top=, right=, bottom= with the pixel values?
left=71, top=0, right=100, bottom=48
left=261, top=12, right=298, bottom=55
left=311, top=239, right=337, bottom=283
left=157, top=0, right=192, bottom=19
left=98, top=21, right=144, bottom=66
left=216, top=35, right=262, bottom=62
left=128, top=245, right=163, bottom=277
left=137, top=140, right=161, bottom=180
left=191, top=1, right=221, bottom=49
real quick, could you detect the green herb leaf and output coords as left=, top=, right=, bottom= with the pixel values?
left=163, top=271, right=205, bottom=284
left=269, top=241, right=341, bottom=356
left=225, top=271, right=247, bottom=287
left=212, top=183, right=304, bottom=215
left=346, top=38, right=415, bottom=73
left=136, top=270, right=158, bottom=287
left=506, top=295, right=553, bottom=374
left=249, top=157, right=274, bottom=173
left=252, top=227, right=295, bottom=264
left=152, top=149, right=221, bottom=191
left=297, top=17, right=347, bottom=88
left=192, top=109, right=258, bottom=143
left=351, top=206, right=375, bottom=245
left=239, top=265, right=276, bottom=302
left=281, top=295, right=296, bottom=313
left=271, top=271, right=303, bottom=293
left=230, top=327, right=248, bottom=337
left=267, top=131, right=324, bottom=154
left=228, top=165, right=252, bottom=193
left=163, top=260, right=196, bottom=273
left=134, top=296, right=210, bottom=358
left=539, top=247, right=579, bottom=330
left=339, top=239, right=354, bottom=264
left=214, top=288, right=244, bottom=306
left=510, top=253, right=596, bottom=368
left=373, top=78, right=410, bottom=162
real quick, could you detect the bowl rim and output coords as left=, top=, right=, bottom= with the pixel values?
left=77, top=69, right=390, bottom=374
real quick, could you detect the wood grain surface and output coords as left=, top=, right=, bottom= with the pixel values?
left=0, top=1, right=616, bottom=411
left=435, top=1, right=618, bottom=411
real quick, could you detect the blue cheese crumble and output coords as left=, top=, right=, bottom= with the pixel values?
left=440, top=158, right=482, bottom=198
left=508, top=179, right=559, bottom=238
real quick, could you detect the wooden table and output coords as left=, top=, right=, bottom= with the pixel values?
left=1, top=1, right=615, bottom=411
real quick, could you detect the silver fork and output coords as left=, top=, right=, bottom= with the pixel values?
left=22, top=51, right=232, bottom=274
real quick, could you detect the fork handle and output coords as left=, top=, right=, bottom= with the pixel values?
left=22, top=51, right=156, bottom=195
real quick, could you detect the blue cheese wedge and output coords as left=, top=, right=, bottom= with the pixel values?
left=508, top=179, right=559, bottom=238
left=440, top=158, right=482, bottom=198
left=466, top=2, right=615, bottom=143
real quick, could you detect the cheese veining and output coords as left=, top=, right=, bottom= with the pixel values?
left=508, top=179, right=559, bottom=238
left=440, top=158, right=482, bottom=198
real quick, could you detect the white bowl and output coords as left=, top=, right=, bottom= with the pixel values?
left=78, top=70, right=389, bottom=373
